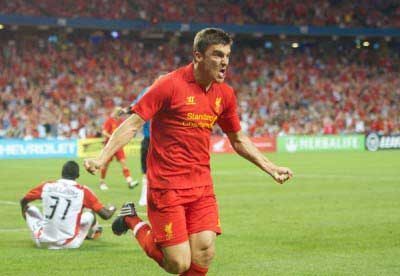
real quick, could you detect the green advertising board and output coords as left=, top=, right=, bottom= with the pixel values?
left=278, top=135, right=365, bottom=153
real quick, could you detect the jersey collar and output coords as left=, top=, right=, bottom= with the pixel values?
left=183, top=62, right=215, bottom=92
left=58, top=179, right=77, bottom=185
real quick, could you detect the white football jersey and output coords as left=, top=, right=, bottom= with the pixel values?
left=24, top=179, right=102, bottom=245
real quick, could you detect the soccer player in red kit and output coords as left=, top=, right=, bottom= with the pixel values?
left=85, top=28, right=293, bottom=275
left=99, top=106, right=138, bottom=190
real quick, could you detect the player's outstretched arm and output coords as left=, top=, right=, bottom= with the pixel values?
left=84, top=114, right=145, bottom=174
left=20, top=198, right=30, bottom=220
left=97, top=205, right=116, bottom=220
left=226, top=131, right=293, bottom=184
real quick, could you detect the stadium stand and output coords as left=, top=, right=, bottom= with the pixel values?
left=0, top=32, right=398, bottom=139
left=0, top=1, right=399, bottom=139
left=0, top=0, right=399, bottom=27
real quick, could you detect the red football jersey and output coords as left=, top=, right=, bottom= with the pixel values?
left=131, top=63, right=241, bottom=189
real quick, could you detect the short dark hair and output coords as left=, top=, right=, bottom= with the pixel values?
left=61, top=160, right=80, bottom=180
left=193, top=28, right=233, bottom=54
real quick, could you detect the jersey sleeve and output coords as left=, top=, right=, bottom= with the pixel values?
left=130, top=77, right=173, bottom=121
left=130, top=87, right=149, bottom=108
left=23, top=182, right=46, bottom=201
left=82, top=186, right=104, bottom=212
left=217, top=89, right=242, bottom=133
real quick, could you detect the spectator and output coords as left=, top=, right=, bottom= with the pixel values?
left=1, top=0, right=399, bottom=27
left=0, top=33, right=399, bottom=138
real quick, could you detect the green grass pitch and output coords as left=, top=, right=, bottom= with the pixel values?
left=0, top=151, right=399, bottom=275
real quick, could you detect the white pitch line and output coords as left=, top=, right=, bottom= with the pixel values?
left=0, top=200, right=18, bottom=205
left=0, top=228, right=27, bottom=232
left=212, top=171, right=399, bottom=181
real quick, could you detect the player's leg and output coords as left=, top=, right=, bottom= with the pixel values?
left=131, top=217, right=191, bottom=274
left=112, top=190, right=192, bottom=274
left=161, top=242, right=191, bottom=274
left=64, top=211, right=98, bottom=249
left=115, top=211, right=191, bottom=274
left=25, top=205, right=44, bottom=247
left=181, top=231, right=216, bottom=275
left=85, top=211, right=103, bottom=240
left=139, top=137, right=150, bottom=206
left=100, top=159, right=111, bottom=190
left=25, top=205, right=43, bottom=221
left=116, top=149, right=138, bottom=189
left=118, top=158, right=137, bottom=188
left=183, top=185, right=221, bottom=275
left=112, top=203, right=165, bottom=267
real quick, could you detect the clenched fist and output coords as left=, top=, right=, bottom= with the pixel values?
left=271, top=167, right=293, bottom=184
left=84, top=159, right=102, bottom=175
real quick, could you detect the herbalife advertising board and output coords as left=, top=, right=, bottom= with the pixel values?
left=278, top=135, right=365, bottom=153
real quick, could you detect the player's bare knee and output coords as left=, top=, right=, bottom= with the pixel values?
left=192, top=238, right=215, bottom=266
left=192, top=245, right=215, bottom=267
left=205, top=246, right=215, bottom=262
left=163, top=256, right=191, bottom=274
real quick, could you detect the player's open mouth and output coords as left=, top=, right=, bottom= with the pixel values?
left=218, top=68, right=226, bottom=78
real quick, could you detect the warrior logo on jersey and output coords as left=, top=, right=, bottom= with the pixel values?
left=186, top=96, right=196, bottom=105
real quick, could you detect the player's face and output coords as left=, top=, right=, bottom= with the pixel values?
left=198, top=44, right=231, bottom=83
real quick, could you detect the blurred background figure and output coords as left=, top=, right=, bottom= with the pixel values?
left=99, top=107, right=138, bottom=190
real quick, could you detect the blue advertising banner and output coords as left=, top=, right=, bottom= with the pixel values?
left=0, top=139, right=77, bottom=159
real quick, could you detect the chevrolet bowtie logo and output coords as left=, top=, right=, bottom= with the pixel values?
left=186, top=96, right=196, bottom=105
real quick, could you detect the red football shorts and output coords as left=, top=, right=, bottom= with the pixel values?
left=147, top=185, right=221, bottom=247
left=106, top=148, right=125, bottom=162
left=104, top=139, right=125, bottom=162
left=114, top=148, right=126, bottom=161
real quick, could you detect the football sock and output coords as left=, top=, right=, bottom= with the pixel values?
left=123, top=167, right=131, bottom=178
left=125, top=216, right=164, bottom=266
left=124, top=216, right=142, bottom=230
left=100, top=167, right=107, bottom=179
left=180, top=262, right=209, bottom=276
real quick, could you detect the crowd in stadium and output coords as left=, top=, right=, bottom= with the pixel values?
left=1, top=0, right=400, bottom=28
left=235, top=44, right=399, bottom=137
left=0, top=34, right=399, bottom=139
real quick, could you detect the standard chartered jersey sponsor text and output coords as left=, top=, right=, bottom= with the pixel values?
left=279, top=135, right=365, bottom=152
